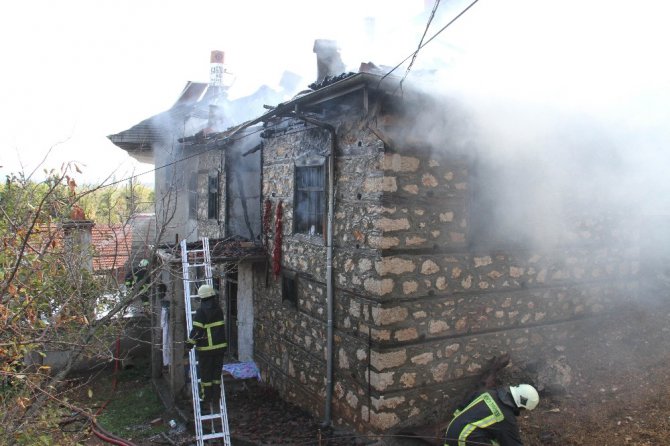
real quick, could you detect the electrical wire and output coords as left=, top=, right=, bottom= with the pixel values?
left=77, top=0, right=481, bottom=193
left=400, top=0, right=442, bottom=90
left=84, top=115, right=315, bottom=195
left=380, top=0, right=482, bottom=85
left=95, top=122, right=270, bottom=190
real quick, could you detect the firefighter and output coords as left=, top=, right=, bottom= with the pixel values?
left=444, top=383, right=539, bottom=446
left=124, top=258, right=150, bottom=306
left=186, top=284, right=227, bottom=408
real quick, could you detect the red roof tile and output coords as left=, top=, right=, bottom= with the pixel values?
left=91, top=224, right=132, bottom=272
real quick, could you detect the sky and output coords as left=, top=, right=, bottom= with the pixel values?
left=1, top=0, right=669, bottom=195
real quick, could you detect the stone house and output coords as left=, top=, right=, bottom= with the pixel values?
left=233, top=71, right=638, bottom=433
left=108, top=51, right=298, bottom=400
left=110, top=47, right=639, bottom=434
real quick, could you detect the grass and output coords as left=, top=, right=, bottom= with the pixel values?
left=93, top=360, right=168, bottom=440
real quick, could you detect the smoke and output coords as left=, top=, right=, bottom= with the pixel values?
left=140, top=0, right=670, bottom=256
left=379, top=0, right=670, bottom=251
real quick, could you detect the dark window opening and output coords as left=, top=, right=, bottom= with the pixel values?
left=294, top=164, right=326, bottom=236
left=282, top=272, right=297, bottom=307
left=208, top=172, right=219, bottom=220
left=188, top=174, right=198, bottom=220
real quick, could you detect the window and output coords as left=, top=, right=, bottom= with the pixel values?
left=294, top=159, right=326, bottom=236
left=281, top=272, right=297, bottom=307
left=188, top=174, right=198, bottom=220
left=208, top=172, right=219, bottom=220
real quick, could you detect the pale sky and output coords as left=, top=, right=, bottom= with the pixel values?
left=1, top=0, right=669, bottom=190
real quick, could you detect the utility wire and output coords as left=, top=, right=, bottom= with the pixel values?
left=400, top=0, right=442, bottom=91
left=86, top=0, right=480, bottom=191
left=381, top=0, right=481, bottom=85
left=91, top=115, right=321, bottom=192
left=84, top=120, right=275, bottom=191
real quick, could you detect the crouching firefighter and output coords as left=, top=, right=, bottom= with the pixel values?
left=186, top=284, right=227, bottom=408
left=445, top=383, right=539, bottom=446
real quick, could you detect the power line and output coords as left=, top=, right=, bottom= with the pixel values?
left=95, top=1, right=481, bottom=191
left=89, top=121, right=271, bottom=191
left=400, top=0, right=442, bottom=90
left=381, top=0, right=482, bottom=85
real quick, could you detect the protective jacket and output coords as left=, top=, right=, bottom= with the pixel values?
left=445, top=387, right=523, bottom=446
left=124, top=266, right=149, bottom=302
left=186, top=297, right=227, bottom=356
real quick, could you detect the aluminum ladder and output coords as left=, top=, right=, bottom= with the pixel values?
left=180, top=237, right=231, bottom=446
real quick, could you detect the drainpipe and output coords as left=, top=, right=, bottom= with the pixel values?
left=293, top=113, right=336, bottom=427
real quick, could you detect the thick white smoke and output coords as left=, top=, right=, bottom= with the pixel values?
left=364, top=0, right=670, bottom=249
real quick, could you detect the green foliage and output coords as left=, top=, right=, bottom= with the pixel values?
left=0, top=165, right=141, bottom=444
left=78, top=180, right=154, bottom=224
left=1, top=400, right=68, bottom=446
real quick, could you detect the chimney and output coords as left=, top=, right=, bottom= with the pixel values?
left=313, top=40, right=346, bottom=83
left=210, top=50, right=225, bottom=87
left=62, top=218, right=95, bottom=272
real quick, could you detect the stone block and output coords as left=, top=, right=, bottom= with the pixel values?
left=371, top=349, right=407, bottom=370
left=364, top=278, right=395, bottom=296
left=368, top=235, right=400, bottom=249
left=369, top=370, right=394, bottom=391
left=394, top=327, right=419, bottom=342
left=382, top=154, right=420, bottom=172
left=369, top=411, right=400, bottom=430
left=372, top=306, right=408, bottom=325
left=374, top=217, right=410, bottom=232
left=376, top=257, right=416, bottom=275
left=411, top=352, right=434, bottom=365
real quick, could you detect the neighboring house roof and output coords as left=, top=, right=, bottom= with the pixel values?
left=30, top=221, right=131, bottom=274
left=91, top=224, right=132, bottom=273
left=107, top=81, right=219, bottom=163
left=109, top=72, right=305, bottom=161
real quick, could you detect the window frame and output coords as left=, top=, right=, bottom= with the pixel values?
left=207, top=171, right=220, bottom=220
left=293, top=155, right=327, bottom=237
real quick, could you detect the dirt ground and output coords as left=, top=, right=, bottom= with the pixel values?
left=70, top=281, right=670, bottom=446
left=520, top=293, right=670, bottom=446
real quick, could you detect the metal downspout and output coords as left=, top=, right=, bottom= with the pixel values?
left=324, top=125, right=335, bottom=427
left=293, top=113, right=336, bottom=427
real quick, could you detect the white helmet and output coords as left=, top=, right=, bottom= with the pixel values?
left=197, top=284, right=216, bottom=299
left=510, top=384, right=539, bottom=410
left=139, top=259, right=149, bottom=267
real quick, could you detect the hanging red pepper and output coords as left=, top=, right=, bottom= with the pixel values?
left=272, top=200, right=283, bottom=278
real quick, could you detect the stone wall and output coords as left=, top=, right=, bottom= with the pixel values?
left=195, top=146, right=225, bottom=240
left=190, top=130, right=262, bottom=242
left=253, top=93, right=640, bottom=434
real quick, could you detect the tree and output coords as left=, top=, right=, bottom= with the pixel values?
left=0, top=165, right=155, bottom=445
left=78, top=179, right=155, bottom=224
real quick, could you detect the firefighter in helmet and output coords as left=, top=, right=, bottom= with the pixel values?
left=445, top=383, right=539, bottom=446
left=186, top=284, right=227, bottom=407
left=124, top=258, right=150, bottom=306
